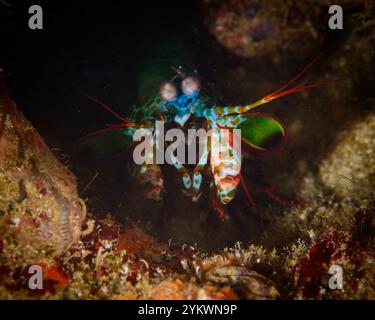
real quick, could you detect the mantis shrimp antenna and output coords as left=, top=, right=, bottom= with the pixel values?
left=239, top=174, right=256, bottom=209
left=79, top=92, right=137, bottom=143
left=80, top=92, right=135, bottom=126
left=236, top=52, right=339, bottom=113
left=264, top=52, right=324, bottom=101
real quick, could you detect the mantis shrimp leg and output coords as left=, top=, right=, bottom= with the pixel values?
left=166, top=140, right=209, bottom=202
left=136, top=129, right=164, bottom=201
left=210, top=128, right=242, bottom=205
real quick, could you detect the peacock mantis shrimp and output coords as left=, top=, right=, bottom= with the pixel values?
left=82, top=54, right=331, bottom=220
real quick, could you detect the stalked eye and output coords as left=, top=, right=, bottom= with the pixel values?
left=181, top=76, right=201, bottom=95
left=159, top=81, right=177, bottom=101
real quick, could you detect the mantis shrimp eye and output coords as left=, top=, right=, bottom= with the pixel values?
left=181, top=76, right=201, bottom=95
left=159, top=81, right=178, bottom=101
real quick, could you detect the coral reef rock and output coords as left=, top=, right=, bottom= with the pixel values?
left=319, top=113, right=375, bottom=203
left=203, top=0, right=326, bottom=60
left=0, top=80, right=86, bottom=261
left=205, top=266, right=280, bottom=299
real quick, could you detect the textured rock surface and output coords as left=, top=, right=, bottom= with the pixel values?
left=0, top=80, right=86, bottom=260
left=205, top=266, right=279, bottom=299
left=319, top=114, right=375, bottom=203
left=203, top=0, right=326, bottom=60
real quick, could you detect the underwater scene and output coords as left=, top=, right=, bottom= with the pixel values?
left=0, top=0, right=374, bottom=300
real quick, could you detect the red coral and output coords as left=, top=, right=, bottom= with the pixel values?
left=294, top=235, right=338, bottom=298
left=39, top=263, right=69, bottom=287
left=355, top=208, right=375, bottom=226
left=293, top=221, right=374, bottom=299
